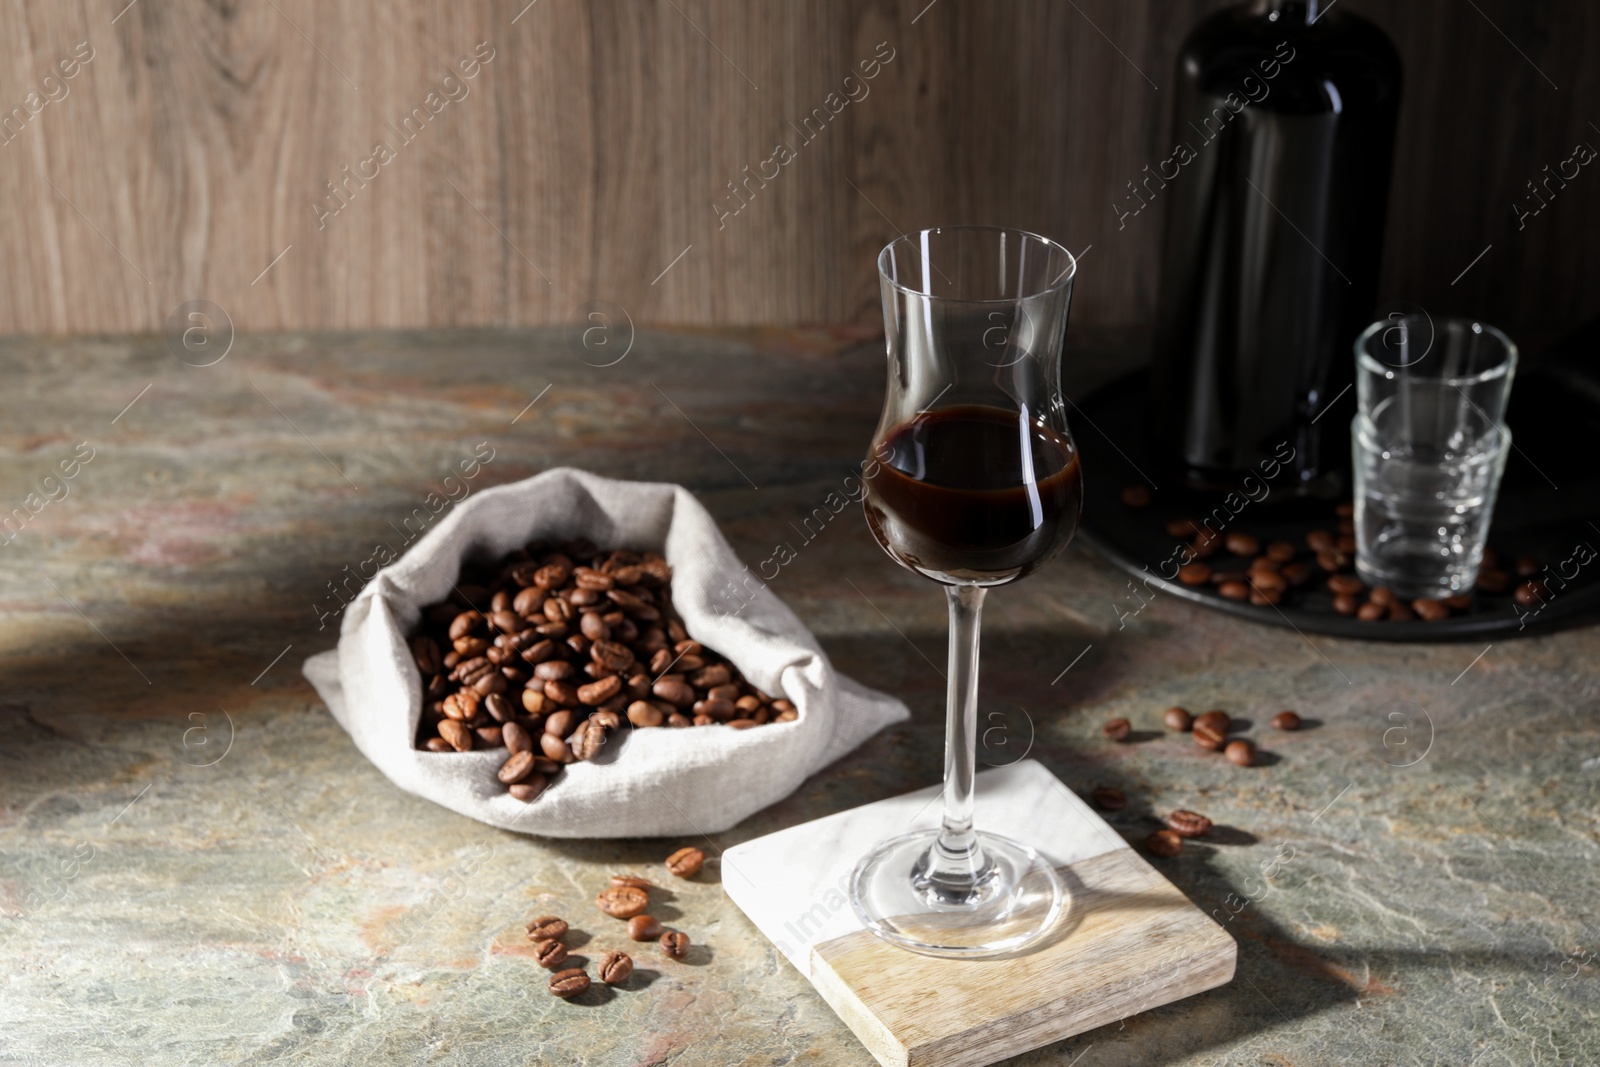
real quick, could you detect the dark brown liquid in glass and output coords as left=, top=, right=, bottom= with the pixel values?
left=863, top=405, right=1082, bottom=583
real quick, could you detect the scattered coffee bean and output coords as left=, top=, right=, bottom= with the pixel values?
left=1121, top=485, right=1152, bottom=508
left=1101, top=717, right=1132, bottom=742
left=1178, top=562, right=1212, bottom=585
left=1356, top=601, right=1386, bottom=621
left=1271, top=710, right=1302, bottom=731
left=1336, top=534, right=1357, bottom=555
left=1218, top=581, right=1250, bottom=601
left=1089, top=786, right=1126, bottom=812
left=1367, top=587, right=1396, bottom=607
left=1224, top=532, right=1261, bottom=557
left=1194, top=710, right=1230, bottom=734
left=498, top=750, right=536, bottom=784
left=1443, top=594, right=1472, bottom=611
left=1164, top=706, right=1193, bottom=732
left=549, top=968, right=590, bottom=998
left=1332, top=593, right=1359, bottom=616
left=660, top=930, right=691, bottom=960
left=596, top=886, right=650, bottom=919
left=1249, top=588, right=1282, bottom=607
left=1327, top=574, right=1364, bottom=596
left=1146, top=830, right=1182, bottom=858
left=438, top=720, right=473, bottom=752
left=532, top=938, right=569, bottom=969
left=1282, top=562, right=1313, bottom=587
left=1306, top=529, right=1335, bottom=552
left=598, top=949, right=634, bottom=985
left=1266, top=541, right=1297, bottom=563
left=1514, top=555, right=1540, bottom=578
left=1388, top=602, right=1415, bottom=622
left=1165, top=810, right=1213, bottom=838
left=1166, top=518, right=1198, bottom=538
left=666, top=846, right=705, bottom=879
left=1514, top=580, right=1548, bottom=607
left=627, top=914, right=663, bottom=941
left=1193, top=722, right=1227, bottom=751
left=1413, top=598, right=1450, bottom=622
left=610, top=874, right=654, bottom=890
left=1225, top=739, right=1257, bottom=766
left=526, top=916, right=568, bottom=942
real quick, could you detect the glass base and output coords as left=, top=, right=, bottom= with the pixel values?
left=848, top=829, right=1065, bottom=958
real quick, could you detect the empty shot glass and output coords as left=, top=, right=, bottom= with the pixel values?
left=1352, top=314, right=1517, bottom=599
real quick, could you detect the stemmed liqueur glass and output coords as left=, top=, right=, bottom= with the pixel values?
left=852, top=226, right=1081, bottom=957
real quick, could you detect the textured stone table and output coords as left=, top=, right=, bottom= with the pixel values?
left=1, top=327, right=1596, bottom=1066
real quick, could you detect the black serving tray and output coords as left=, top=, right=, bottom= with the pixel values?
left=1072, top=323, right=1600, bottom=642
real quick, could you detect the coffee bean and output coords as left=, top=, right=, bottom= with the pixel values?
left=1194, top=710, right=1230, bottom=734
left=549, top=968, right=590, bottom=998
left=1514, top=555, right=1540, bottom=578
left=598, top=949, right=633, bottom=985
left=1413, top=598, right=1450, bottom=622
left=1101, top=717, right=1132, bottom=742
left=1089, top=786, right=1126, bottom=812
left=579, top=612, right=610, bottom=642
left=660, top=930, right=691, bottom=960
left=1282, top=562, right=1313, bottom=587
left=544, top=709, right=575, bottom=738
left=1356, top=601, right=1386, bottom=621
left=1336, top=534, right=1357, bottom=554
left=540, top=733, right=572, bottom=762
left=1315, top=550, right=1348, bottom=572
left=597, top=886, right=649, bottom=919
left=1120, top=484, right=1151, bottom=508
left=521, top=638, right=557, bottom=665
left=1164, top=706, right=1193, bottom=732
left=1224, top=532, right=1260, bottom=557
left=1514, top=580, right=1548, bottom=607
left=627, top=700, right=665, bottom=728
left=627, top=914, right=663, bottom=941
left=534, top=660, right=573, bottom=682
left=591, top=640, right=636, bottom=673
left=1327, top=574, right=1364, bottom=596
left=652, top=678, right=696, bottom=707
left=1388, top=602, right=1415, bottom=621
left=532, top=938, right=568, bottom=968
left=1193, top=722, right=1226, bottom=751
left=442, top=690, right=479, bottom=721
left=448, top=611, right=484, bottom=640
left=1443, top=594, right=1472, bottom=611
left=1366, top=587, right=1396, bottom=607
left=667, top=713, right=690, bottom=728
left=1250, top=570, right=1285, bottom=592
left=498, top=750, right=535, bottom=784
left=665, top=846, right=705, bottom=878
left=509, top=775, right=548, bottom=802
left=1271, top=710, right=1302, bottom=731
left=1166, top=518, right=1198, bottom=538
left=1306, top=529, right=1335, bottom=552
left=1225, top=739, right=1256, bottom=766
left=438, top=720, right=473, bottom=752
left=503, top=720, right=532, bottom=755
left=691, top=664, right=732, bottom=688
left=474, top=725, right=503, bottom=746
left=1178, top=563, right=1211, bottom=585
left=578, top=676, right=623, bottom=705
left=423, top=736, right=452, bottom=752
left=570, top=718, right=608, bottom=761
left=1190, top=533, right=1219, bottom=558
left=410, top=635, right=443, bottom=675
left=526, top=915, right=568, bottom=941
left=1218, top=581, right=1249, bottom=601
left=1146, top=830, right=1182, bottom=858
left=1249, top=588, right=1282, bottom=607
left=610, top=874, right=653, bottom=890
left=1332, top=593, right=1359, bottom=615
left=1335, top=502, right=1354, bottom=518
left=1165, top=810, right=1212, bottom=838
left=1265, top=541, right=1296, bottom=563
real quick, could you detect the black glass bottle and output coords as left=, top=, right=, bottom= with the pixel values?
left=1148, top=0, right=1401, bottom=494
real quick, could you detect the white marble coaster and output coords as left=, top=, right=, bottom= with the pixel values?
left=723, top=760, right=1236, bottom=1067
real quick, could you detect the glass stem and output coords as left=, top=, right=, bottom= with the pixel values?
left=923, top=583, right=989, bottom=899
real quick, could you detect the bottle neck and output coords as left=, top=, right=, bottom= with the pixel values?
left=1250, top=0, right=1320, bottom=24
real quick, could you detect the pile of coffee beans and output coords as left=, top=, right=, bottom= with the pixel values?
left=409, top=540, right=796, bottom=801
left=529, top=846, right=704, bottom=1001
left=1125, top=489, right=1553, bottom=623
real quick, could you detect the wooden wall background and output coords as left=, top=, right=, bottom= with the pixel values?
left=0, top=0, right=1593, bottom=337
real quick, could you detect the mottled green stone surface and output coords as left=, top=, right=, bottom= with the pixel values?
left=0, top=327, right=1596, bottom=1066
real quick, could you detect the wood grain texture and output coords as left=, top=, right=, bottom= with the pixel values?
left=810, top=848, right=1237, bottom=1067
left=0, top=0, right=1592, bottom=336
